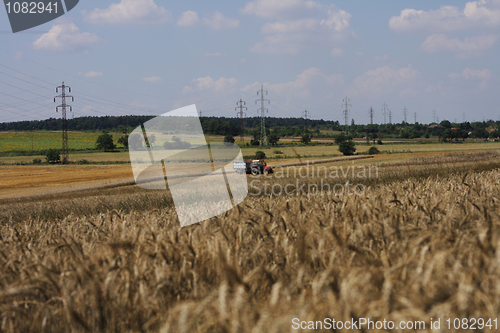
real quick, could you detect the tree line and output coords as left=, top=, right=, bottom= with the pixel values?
left=1, top=115, right=499, bottom=141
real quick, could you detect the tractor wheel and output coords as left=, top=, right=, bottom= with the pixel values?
left=251, top=167, right=260, bottom=175
left=264, top=167, right=273, bottom=175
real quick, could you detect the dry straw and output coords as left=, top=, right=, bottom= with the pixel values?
left=0, top=151, right=500, bottom=332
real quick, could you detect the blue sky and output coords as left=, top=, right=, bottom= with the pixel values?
left=1, top=0, right=499, bottom=125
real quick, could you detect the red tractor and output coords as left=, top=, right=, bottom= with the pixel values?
left=233, top=159, right=273, bottom=175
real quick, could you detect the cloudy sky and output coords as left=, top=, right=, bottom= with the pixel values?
left=1, top=0, right=499, bottom=124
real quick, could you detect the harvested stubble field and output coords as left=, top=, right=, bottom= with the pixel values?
left=1, top=152, right=500, bottom=332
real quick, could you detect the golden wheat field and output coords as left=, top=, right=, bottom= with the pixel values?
left=1, top=151, right=500, bottom=332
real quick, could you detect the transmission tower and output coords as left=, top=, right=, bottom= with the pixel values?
left=403, top=106, right=408, bottom=123
left=342, top=96, right=351, bottom=133
left=302, top=109, right=310, bottom=130
left=462, top=113, right=466, bottom=123
left=256, top=85, right=270, bottom=147
left=54, top=82, right=73, bottom=164
left=388, top=110, right=393, bottom=124
left=433, top=110, right=437, bottom=123
left=235, top=99, right=247, bottom=142
left=368, top=107, right=374, bottom=125
left=382, top=103, right=388, bottom=124
left=414, top=112, right=417, bottom=124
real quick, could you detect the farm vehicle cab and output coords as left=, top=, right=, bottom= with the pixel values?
left=233, top=159, right=274, bottom=175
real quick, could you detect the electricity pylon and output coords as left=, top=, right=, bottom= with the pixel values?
left=343, top=96, right=351, bottom=133
left=235, top=99, right=247, bottom=142
left=302, top=109, right=310, bottom=130
left=382, top=103, right=388, bottom=124
left=256, top=85, right=270, bottom=147
left=54, top=82, right=73, bottom=164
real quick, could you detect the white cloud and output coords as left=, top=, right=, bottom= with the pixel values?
left=177, top=11, right=239, bottom=30
left=242, top=68, right=344, bottom=110
left=186, top=76, right=238, bottom=93
left=176, top=76, right=239, bottom=109
left=389, top=1, right=500, bottom=32
left=176, top=68, right=344, bottom=116
left=32, top=22, right=101, bottom=52
left=462, top=68, right=493, bottom=80
left=202, top=11, right=240, bottom=30
left=82, top=71, right=103, bottom=78
left=330, top=48, right=344, bottom=57
left=142, top=76, right=162, bottom=83
left=349, top=65, right=419, bottom=98
left=420, top=34, right=496, bottom=58
left=374, top=54, right=390, bottom=61
left=83, top=0, right=171, bottom=25
left=204, top=52, right=228, bottom=57
left=177, top=11, right=199, bottom=27
left=449, top=68, right=493, bottom=89
left=241, top=0, right=322, bottom=19
left=243, top=0, right=353, bottom=54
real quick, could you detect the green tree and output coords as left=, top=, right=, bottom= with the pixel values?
left=472, top=128, right=488, bottom=139
left=368, top=146, right=379, bottom=155
left=163, top=136, right=192, bottom=149
left=118, top=135, right=129, bottom=148
left=410, top=130, right=420, bottom=139
left=400, top=129, right=410, bottom=139
left=334, top=133, right=347, bottom=144
left=223, top=134, right=235, bottom=143
left=45, top=148, right=60, bottom=164
left=129, top=133, right=142, bottom=150
left=489, top=130, right=499, bottom=139
left=301, top=133, right=311, bottom=144
left=147, top=134, right=156, bottom=146
left=440, top=120, right=452, bottom=129
left=96, top=131, right=116, bottom=152
left=255, top=151, right=266, bottom=159
left=366, top=125, right=379, bottom=144
left=268, top=133, right=280, bottom=146
left=339, top=140, right=356, bottom=156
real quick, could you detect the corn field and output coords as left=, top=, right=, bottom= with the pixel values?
left=1, top=152, right=500, bottom=332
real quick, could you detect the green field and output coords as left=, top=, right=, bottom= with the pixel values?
left=0, top=131, right=115, bottom=152
left=2, top=130, right=500, bottom=165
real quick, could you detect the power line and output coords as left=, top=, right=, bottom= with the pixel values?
left=235, top=99, right=247, bottom=142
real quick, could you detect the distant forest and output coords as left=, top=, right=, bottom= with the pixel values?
left=0, top=115, right=338, bottom=134
left=1, top=115, right=499, bottom=140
